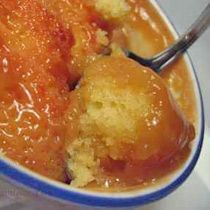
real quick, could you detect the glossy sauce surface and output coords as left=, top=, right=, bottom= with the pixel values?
left=125, top=0, right=196, bottom=124
left=0, top=0, right=102, bottom=181
left=0, top=0, right=197, bottom=189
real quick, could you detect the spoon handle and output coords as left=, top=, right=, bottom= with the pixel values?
left=151, top=3, right=210, bottom=72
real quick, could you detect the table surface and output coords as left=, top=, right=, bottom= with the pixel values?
left=0, top=0, right=210, bottom=209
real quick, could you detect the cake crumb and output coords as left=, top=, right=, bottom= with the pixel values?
left=95, top=0, right=131, bottom=19
left=67, top=137, right=99, bottom=187
left=96, top=29, right=109, bottom=46
left=110, top=42, right=126, bottom=57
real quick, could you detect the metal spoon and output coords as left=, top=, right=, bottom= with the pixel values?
left=123, top=3, right=210, bottom=73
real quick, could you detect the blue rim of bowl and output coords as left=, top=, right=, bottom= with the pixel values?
left=0, top=1, right=205, bottom=208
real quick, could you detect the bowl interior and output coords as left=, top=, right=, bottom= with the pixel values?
left=0, top=0, right=204, bottom=208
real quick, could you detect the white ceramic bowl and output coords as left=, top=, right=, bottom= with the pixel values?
left=0, top=0, right=204, bottom=208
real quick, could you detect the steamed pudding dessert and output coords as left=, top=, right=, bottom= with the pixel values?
left=66, top=57, right=195, bottom=188
left=0, top=0, right=196, bottom=191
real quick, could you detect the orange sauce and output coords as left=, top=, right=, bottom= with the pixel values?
left=124, top=0, right=196, bottom=124
left=0, top=0, right=91, bottom=181
left=0, top=0, right=196, bottom=190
